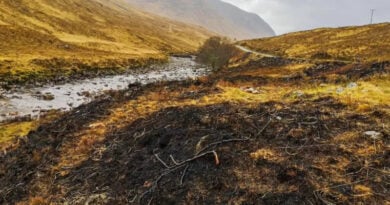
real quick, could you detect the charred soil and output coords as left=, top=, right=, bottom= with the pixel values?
left=0, top=56, right=389, bottom=205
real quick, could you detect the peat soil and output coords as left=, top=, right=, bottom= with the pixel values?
left=53, top=99, right=389, bottom=204
left=0, top=58, right=389, bottom=205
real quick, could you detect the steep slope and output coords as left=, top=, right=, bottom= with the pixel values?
left=239, top=23, right=390, bottom=62
left=125, top=0, right=275, bottom=40
left=0, top=0, right=211, bottom=85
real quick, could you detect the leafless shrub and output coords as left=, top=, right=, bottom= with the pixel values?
left=197, top=37, right=239, bottom=71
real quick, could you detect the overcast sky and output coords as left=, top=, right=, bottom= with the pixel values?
left=221, top=0, right=390, bottom=35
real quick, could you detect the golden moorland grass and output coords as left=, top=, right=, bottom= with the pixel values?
left=0, top=0, right=212, bottom=82
left=239, top=23, right=390, bottom=62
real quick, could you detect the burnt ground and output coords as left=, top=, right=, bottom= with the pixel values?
left=224, top=57, right=389, bottom=85
left=52, top=98, right=389, bottom=205
left=304, top=61, right=390, bottom=80
left=0, top=57, right=389, bottom=205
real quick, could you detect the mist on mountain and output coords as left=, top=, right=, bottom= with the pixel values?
left=125, top=0, right=275, bottom=40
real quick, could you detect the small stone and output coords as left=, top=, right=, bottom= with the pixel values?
left=0, top=89, right=4, bottom=99
left=242, top=87, right=261, bottom=94
left=77, top=91, right=91, bottom=97
left=9, top=111, right=19, bottom=116
left=200, top=115, right=211, bottom=125
left=336, top=87, right=344, bottom=93
left=294, top=90, right=304, bottom=97
left=364, top=131, right=383, bottom=140
left=319, top=83, right=327, bottom=87
left=11, top=95, right=22, bottom=99
left=347, top=82, right=358, bottom=89
left=42, top=93, right=55, bottom=101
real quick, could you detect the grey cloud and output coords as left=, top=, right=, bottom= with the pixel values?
left=221, top=0, right=390, bottom=34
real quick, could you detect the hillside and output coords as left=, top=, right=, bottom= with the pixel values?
left=1, top=20, right=389, bottom=204
left=239, top=23, right=390, bottom=62
left=125, top=0, right=275, bottom=40
left=0, top=0, right=211, bottom=86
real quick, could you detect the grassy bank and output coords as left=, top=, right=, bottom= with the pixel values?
left=239, top=23, right=390, bottom=62
left=0, top=55, right=167, bottom=88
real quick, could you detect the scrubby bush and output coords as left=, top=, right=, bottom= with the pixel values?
left=197, top=37, right=239, bottom=71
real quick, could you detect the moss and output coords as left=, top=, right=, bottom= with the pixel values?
left=0, top=121, right=36, bottom=144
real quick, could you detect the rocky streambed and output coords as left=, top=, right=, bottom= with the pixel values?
left=0, top=57, right=210, bottom=122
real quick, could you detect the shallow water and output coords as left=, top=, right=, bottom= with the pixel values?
left=0, top=57, right=210, bottom=122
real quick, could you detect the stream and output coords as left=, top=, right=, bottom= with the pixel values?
left=0, top=56, right=211, bottom=122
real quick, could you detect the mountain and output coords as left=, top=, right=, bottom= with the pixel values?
left=0, top=0, right=212, bottom=84
left=124, top=0, right=275, bottom=40
left=239, top=23, right=390, bottom=62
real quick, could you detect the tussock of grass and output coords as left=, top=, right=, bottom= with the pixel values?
left=0, top=122, right=35, bottom=144
left=250, top=148, right=285, bottom=162
left=0, top=111, right=63, bottom=146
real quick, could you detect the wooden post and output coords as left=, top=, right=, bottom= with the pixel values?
left=370, top=9, right=375, bottom=24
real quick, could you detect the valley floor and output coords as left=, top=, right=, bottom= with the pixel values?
left=0, top=54, right=389, bottom=204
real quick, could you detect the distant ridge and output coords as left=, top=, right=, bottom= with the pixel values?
left=125, top=0, right=276, bottom=40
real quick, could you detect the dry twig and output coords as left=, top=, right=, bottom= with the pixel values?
left=138, top=136, right=249, bottom=203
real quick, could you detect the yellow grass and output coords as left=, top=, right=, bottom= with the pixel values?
left=240, top=23, right=390, bottom=62
left=232, top=63, right=313, bottom=77
left=212, top=72, right=390, bottom=117
left=301, top=74, right=390, bottom=112
left=0, top=19, right=9, bottom=25
left=250, top=148, right=285, bottom=162
left=0, top=0, right=212, bottom=81
left=0, top=122, right=36, bottom=144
